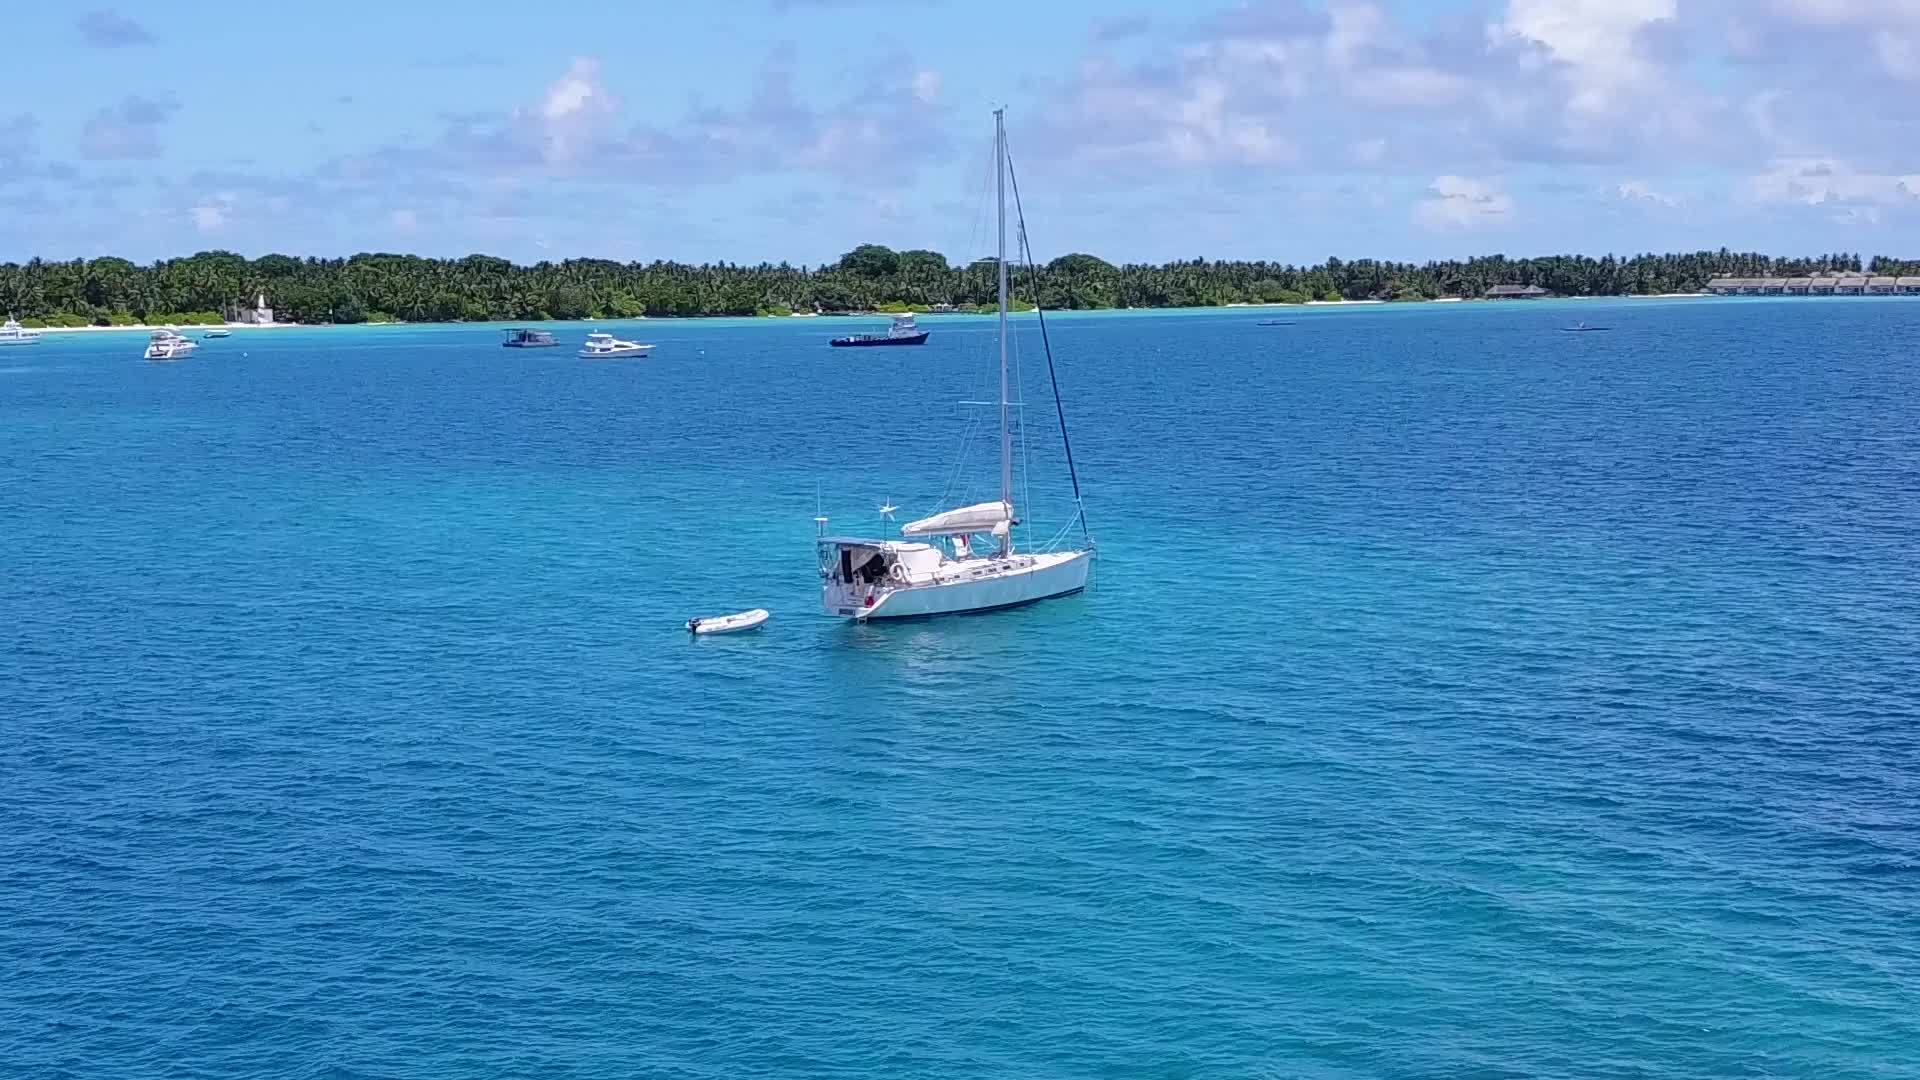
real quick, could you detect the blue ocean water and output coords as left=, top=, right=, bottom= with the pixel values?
left=4, top=299, right=1919, bottom=1078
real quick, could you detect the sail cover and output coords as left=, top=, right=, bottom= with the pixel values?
left=900, top=500, right=1012, bottom=537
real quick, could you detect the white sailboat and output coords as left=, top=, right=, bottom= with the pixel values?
left=818, top=109, right=1093, bottom=621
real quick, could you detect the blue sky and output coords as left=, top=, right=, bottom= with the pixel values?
left=4, top=0, right=1920, bottom=265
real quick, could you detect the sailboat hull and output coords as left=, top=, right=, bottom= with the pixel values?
left=829, top=550, right=1092, bottom=621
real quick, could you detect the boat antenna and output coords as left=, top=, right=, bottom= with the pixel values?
left=1004, top=147, right=1091, bottom=545
left=995, top=107, right=1013, bottom=555
left=814, top=482, right=829, bottom=538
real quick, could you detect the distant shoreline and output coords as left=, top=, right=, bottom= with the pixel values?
left=9, top=247, right=1897, bottom=327
left=0, top=289, right=1743, bottom=331
left=15, top=293, right=1753, bottom=335
left=32, top=322, right=308, bottom=335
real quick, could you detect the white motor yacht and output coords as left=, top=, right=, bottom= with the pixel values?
left=143, top=328, right=198, bottom=361
left=0, top=316, right=41, bottom=347
left=578, top=332, right=653, bottom=359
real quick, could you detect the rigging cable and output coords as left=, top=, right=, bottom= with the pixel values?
left=1011, top=302, right=1034, bottom=552
left=1004, top=149, right=1091, bottom=545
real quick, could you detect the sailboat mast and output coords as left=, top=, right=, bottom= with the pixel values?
left=995, top=108, right=1012, bottom=528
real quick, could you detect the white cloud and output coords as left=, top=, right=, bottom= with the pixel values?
left=0, top=113, right=37, bottom=167
left=1746, top=157, right=1920, bottom=207
left=1328, top=1, right=1472, bottom=107
left=1764, top=0, right=1920, bottom=29
left=912, top=70, right=941, bottom=105
left=1742, top=90, right=1799, bottom=155
left=1350, top=137, right=1388, bottom=164
left=403, top=52, right=950, bottom=188
left=1326, top=1, right=1386, bottom=71
left=1495, top=0, right=1677, bottom=112
left=1762, top=0, right=1920, bottom=81
left=542, top=58, right=603, bottom=120
left=1044, top=0, right=1707, bottom=173
left=1348, top=65, right=1473, bottom=107
left=190, top=193, right=234, bottom=231
left=1047, top=56, right=1298, bottom=168
left=526, top=58, right=617, bottom=165
left=1417, top=175, right=1512, bottom=228
left=1874, top=31, right=1920, bottom=80
left=1616, top=180, right=1679, bottom=207
left=79, top=96, right=179, bottom=160
left=390, top=208, right=420, bottom=233
left=1168, top=78, right=1294, bottom=165
left=76, top=9, right=156, bottom=47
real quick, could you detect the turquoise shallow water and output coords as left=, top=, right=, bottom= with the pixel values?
left=5, top=299, right=1920, bottom=1078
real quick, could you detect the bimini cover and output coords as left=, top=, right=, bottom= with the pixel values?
left=900, top=500, right=1012, bottom=537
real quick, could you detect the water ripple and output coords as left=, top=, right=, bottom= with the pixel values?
left=4, top=304, right=1920, bottom=1077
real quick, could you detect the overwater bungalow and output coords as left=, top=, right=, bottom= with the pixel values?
left=1691, top=274, right=1914, bottom=298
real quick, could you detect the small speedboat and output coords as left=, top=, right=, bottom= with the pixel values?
left=0, top=316, right=41, bottom=346
left=203, top=328, right=231, bottom=338
left=144, top=328, right=198, bottom=361
left=502, top=328, right=559, bottom=348
left=687, top=609, right=769, bottom=635
left=578, top=332, right=653, bottom=359
left=1562, top=322, right=1610, bottom=332
left=1256, top=319, right=1295, bottom=326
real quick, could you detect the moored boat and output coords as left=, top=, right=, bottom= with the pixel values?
left=687, top=609, right=769, bottom=635
left=578, top=332, right=653, bottom=359
left=818, top=110, right=1093, bottom=621
left=0, top=316, right=41, bottom=347
left=502, top=328, right=559, bottom=348
left=830, top=313, right=930, bottom=347
left=143, top=328, right=198, bottom=361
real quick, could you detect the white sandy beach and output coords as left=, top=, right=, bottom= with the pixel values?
left=1221, top=299, right=1392, bottom=308
left=30, top=322, right=310, bottom=334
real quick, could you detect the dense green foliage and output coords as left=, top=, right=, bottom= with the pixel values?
left=0, top=247, right=1906, bottom=325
